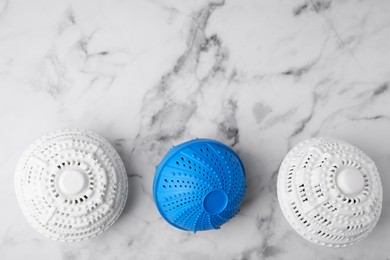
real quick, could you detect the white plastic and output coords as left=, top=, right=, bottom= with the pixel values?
left=277, top=137, right=382, bottom=247
left=14, top=129, right=128, bottom=242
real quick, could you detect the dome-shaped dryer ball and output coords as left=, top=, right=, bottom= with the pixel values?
left=277, top=137, right=382, bottom=247
left=14, top=129, right=128, bottom=242
left=153, top=139, right=246, bottom=232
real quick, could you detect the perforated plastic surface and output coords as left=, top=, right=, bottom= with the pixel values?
left=14, top=129, right=128, bottom=242
left=277, top=137, right=382, bottom=247
left=153, top=139, right=246, bottom=232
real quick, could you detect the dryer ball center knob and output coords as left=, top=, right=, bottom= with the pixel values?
left=153, top=139, right=246, bottom=232
left=203, top=189, right=229, bottom=215
left=277, top=137, right=383, bottom=247
left=336, top=168, right=365, bottom=195
left=58, top=169, right=88, bottom=195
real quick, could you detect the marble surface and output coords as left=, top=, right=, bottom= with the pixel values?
left=0, top=0, right=389, bottom=259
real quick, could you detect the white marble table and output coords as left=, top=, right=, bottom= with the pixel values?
left=1, top=0, right=389, bottom=259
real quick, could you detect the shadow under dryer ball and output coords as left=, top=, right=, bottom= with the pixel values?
left=277, top=137, right=382, bottom=247
left=153, top=139, right=246, bottom=232
left=14, top=129, right=128, bottom=242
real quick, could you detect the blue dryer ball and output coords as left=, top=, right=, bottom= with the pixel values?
left=153, top=139, right=246, bottom=232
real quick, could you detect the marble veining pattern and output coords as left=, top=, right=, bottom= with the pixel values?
left=0, top=0, right=389, bottom=259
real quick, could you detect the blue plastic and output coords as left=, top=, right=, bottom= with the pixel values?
left=153, top=139, right=246, bottom=232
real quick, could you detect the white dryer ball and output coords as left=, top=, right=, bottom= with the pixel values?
left=277, top=137, right=382, bottom=247
left=14, top=129, right=128, bottom=242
